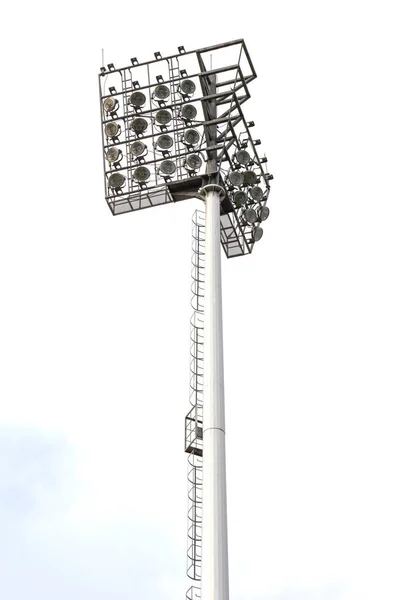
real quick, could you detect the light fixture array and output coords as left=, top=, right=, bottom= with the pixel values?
left=102, top=75, right=204, bottom=192
left=99, top=40, right=272, bottom=257
left=216, top=99, right=273, bottom=252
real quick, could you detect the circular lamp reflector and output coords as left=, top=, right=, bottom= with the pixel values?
left=244, top=207, right=257, bottom=224
left=105, top=122, right=119, bottom=138
left=183, top=129, right=200, bottom=145
left=134, top=166, right=151, bottom=182
left=156, top=134, right=174, bottom=149
left=154, top=84, right=170, bottom=100
left=130, top=91, right=146, bottom=107
left=155, top=109, right=172, bottom=125
left=180, top=79, right=196, bottom=95
left=250, top=185, right=263, bottom=201
left=233, top=191, right=247, bottom=207
left=259, top=206, right=270, bottom=221
left=130, top=117, right=148, bottom=134
left=253, top=226, right=264, bottom=242
left=187, top=154, right=202, bottom=170
left=103, top=97, right=117, bottom=113
left=108, top=172, right=126, bottom=189
left=181, top=104, right=197, bottom=120
left=106, top=147, right=120, bottom=163
left=236, top=149, right=251, bottom=165
left=160, top=160, right=176, bottom=175
left=129, top=140, right=146, bottom=156
left=243, top=170, right=257, bottom=185
left=229, top=171, right=244, bottom=187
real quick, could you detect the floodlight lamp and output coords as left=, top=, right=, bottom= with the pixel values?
left=130, top=91, right=146, bottom=107
left=249, top=185, right=263, bottom=202
left=244, top=207, right=257, bottom=224
left=159, top=160, right=176, bottom=175
left=134, top=166, right=151, bottom=182
left=228, top=171, right=244, bottom=187
left=108, top=172, right=126, bottom=189
left=104, top=121, right=120, bottom=138
left=155, top=109, right=172, bottom=125
left=106, top=147, right=121, bottom=164
left=259, top=206, right=270, bottom=221
left=181, top=104, right=197, bottom=121
left=183, top=129, right=200, bottom=146
left=103, top=97, right=118, bottom=113
left=186, top=154, right=203, bottom=170
left=236, top=149, right=251, bottom=166
left=130, top=117, right=148, bottom=134
left=154, top=84, right=170, bottom=100
left=156, top=134, right=174, bottom=150
left=233, top=191, right=247, bottom=207
left=253, top=226, right=263, bottom=242
left=180, top=79, right=196, bottom=95
left=243, top=170, right=257, bottom=186
left=129, top=140, right=147, bottom=157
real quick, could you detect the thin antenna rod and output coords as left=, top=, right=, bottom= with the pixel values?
left=102, top=48, right=104, bottom=69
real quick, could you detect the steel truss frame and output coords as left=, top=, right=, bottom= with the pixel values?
left=98, top=39, right=272, bottom=258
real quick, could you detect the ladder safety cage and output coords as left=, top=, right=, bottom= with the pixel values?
left=185, top=210, right=205, bottom=588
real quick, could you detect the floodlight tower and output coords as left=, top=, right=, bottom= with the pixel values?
left=98, top=40, right=273, bottom=600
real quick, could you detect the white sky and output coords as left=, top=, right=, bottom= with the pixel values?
left=1, top=2, right=399, bottom=600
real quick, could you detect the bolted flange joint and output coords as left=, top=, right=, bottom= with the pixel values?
left=198, top=184, right=226, bottom=202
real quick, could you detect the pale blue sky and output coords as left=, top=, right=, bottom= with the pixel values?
left=1, top=1, right=400, bottom=599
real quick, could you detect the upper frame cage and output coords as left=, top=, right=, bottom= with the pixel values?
left=99, top=40, right=273, bottom=258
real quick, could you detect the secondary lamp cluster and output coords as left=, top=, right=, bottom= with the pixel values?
left=103, top=77, right=204, bottom=193
left=227, top=149, right=270, bottom=243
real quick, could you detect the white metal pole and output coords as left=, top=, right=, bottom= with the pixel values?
left=200, top=184, right=229, bottom=600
